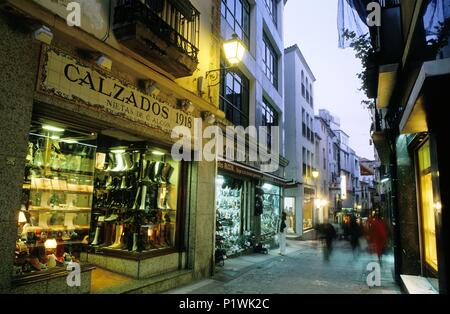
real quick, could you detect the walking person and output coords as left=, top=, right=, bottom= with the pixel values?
left=279, top=212, right=288, bottom=256
left=368, top=213, right=389, bottom=265
left=348, top=215, right=362, bottom=258
left=318, top=222, right=337, bottom=262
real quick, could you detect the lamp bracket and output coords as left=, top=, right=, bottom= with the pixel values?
left=205, top=67, right=236, bottom=87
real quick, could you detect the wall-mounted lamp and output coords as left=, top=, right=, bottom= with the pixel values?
left=139, top=79, right=160, bottom=97
left=223, top=34, right=246, bottom=65
left=205, top=34, right=246, bottom=86
left=312, top=169, right=320, bottom=179
left=179, top=100, right=195, bottom=114
left=202, top=112, right=216, bottom=125
left=34, top=25, right=53, bottom=45
left=96, top=55, right=113, bottom=71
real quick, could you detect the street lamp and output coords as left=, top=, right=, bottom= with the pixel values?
left=223, top=34, right=246, bottom=65
left=205, top=34, right=246, bottom=85
left=312, top=169, right=320, bottom=179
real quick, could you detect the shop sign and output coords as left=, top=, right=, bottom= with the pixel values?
left=218, top=161, right=263, bottom=180
left=218, top=161, right=286, bottom=186
left=38, top=47, right=195, bottom=135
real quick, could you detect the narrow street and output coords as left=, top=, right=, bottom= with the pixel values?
left=167, top=240, right=400, bottom=294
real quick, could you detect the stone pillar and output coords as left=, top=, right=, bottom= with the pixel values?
left=395, top=135, right=421, bottom=277
left=187, top=160, right=216, bottom=279
left=0, top=12, right=39, bottom=292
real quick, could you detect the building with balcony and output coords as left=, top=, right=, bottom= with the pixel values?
left=0, top=0, right=226, bottom=294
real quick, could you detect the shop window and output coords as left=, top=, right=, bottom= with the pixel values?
left=303, top=191, right=314, bottom=231
left=417, top=139, right=438, bottom=272
left=90, top=134, right=180, bottom=256
left=16, top=121, right=96, bottom=276
left=14, top=120, right=181, bottom=277
left=261, top=183, right=281, bottom=236
left=284, top=197, right=295, bottom=234
left=215, top=175, right=244, bottom=258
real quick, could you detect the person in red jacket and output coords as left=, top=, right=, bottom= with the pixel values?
left=368, top=213, right=389, bottom=265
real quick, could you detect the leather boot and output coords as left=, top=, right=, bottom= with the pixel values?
left=123, top=152, right=132, bottom=171
left=91, top=226, right=101, bottom=245
left=103, top=223, right=115, bottom=246
left=111, top=152, right=125, bottom=172
left=105, top=153, right=115, bottom=172
left=132, top=233, right=139, bottom=252
left=139, top=185, right=148, bottom=211
left=108, top=224, right=123, bottom=249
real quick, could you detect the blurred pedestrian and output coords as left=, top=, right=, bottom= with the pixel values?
left=368, top=214, right=388, bottom=265
left=348, top=215, right=362, bottom=257
left=279, top=212, right=288, bottom=256
left=318, top=222, right=337, bottom=262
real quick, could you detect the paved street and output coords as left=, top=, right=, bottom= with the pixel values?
left=167, top=240, right=401, bottom=294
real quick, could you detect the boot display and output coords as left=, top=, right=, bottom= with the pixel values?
left=88, top=138, right=180, bottom=257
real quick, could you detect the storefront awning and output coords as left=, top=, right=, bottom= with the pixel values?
left=400, top=59, right=450, bottom=134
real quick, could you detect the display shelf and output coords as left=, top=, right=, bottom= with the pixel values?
left=22, top=187, right=93, bottom=194
left=23, top=225, right=90, bottom=232
left=30, top=165, right=95, bottom=176
left=27, top=207, right=92, bottom=213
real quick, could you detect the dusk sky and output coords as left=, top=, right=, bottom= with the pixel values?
left=284, top=0, right=375, bottom=160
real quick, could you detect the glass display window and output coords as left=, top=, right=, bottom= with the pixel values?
left=284, top=197, right=295, bottom=233
left=260, top=183, right=281, bottom=236
left=15, top=121, right=97, bottom=277
left=14, top=118, right=183, bottom=277
left=215, top=175, right=244, bottom=257
left=89, top=134, right=180, bottom=255
left=303, top=190, right=314, bottom=231
left=417, top=139, right=438, bottom=272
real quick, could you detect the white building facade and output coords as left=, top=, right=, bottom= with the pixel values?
left=284, top=44, right=317, bottom=236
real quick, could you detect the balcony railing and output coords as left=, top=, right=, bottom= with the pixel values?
left=114, top=0, right=200, bottom=77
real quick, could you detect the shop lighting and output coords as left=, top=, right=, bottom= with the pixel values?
left=312, top=169, right=320, bottom=179
left=262, top=183, right=273, bottom=190
left=42, top=125, right=65, bottom=132
left=44, top=239, right=57, bottom=250
left=51, top=135, right=61, bottom=140
left=152, top=151, right=165, bottom=156
left=34, top=26, right=53, bottom=45
left=381, top=177, right=390, bottom=183
left=18, top=211, right=27, bottom=224
left=216, top=176, right=225, bottom=185
left=110, top=149, right=126, bottom=154
left=96, top=55, right=113, bottom=71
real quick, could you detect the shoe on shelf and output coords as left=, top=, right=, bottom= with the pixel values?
left=104, top=214, right=119, bottom=222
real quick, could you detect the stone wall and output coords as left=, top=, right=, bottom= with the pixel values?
left=0, top=12, right=39, bottom=292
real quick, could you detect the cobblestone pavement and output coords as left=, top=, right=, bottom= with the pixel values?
left=167, top=240, right=401, bottom=294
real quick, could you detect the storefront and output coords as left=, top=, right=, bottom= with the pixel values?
left=7, top=42, right=215, bottom=293
left=303, top=188, right=315, bottom=231
left=215, top=161, right=286, bottom=261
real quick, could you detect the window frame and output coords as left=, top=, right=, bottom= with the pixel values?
left=219, top=60, right=250, bottom=127
left=263, top=32, right=279, bottom=89
left=261, top=98, right=279, bottom=149
left=221, top=0, right=251, bottom=47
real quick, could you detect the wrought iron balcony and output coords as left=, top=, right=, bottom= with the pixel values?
left=113, top=0, right=200, bottom=78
